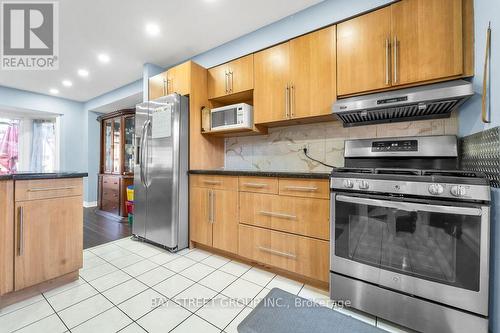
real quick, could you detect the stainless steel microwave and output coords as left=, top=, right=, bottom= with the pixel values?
left=210, top=103, right=253, bottom=132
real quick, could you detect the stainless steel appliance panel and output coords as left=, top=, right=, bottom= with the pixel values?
left=330, top=191, right=490, bottom=315
left=132, top=103, right=150, bottom=239
left=330, top=273, right=488, bottom=333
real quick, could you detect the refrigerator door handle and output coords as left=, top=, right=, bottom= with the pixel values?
left=144, top=119, right=152, bottom=188
left=139, top=121, right=148, bottom=187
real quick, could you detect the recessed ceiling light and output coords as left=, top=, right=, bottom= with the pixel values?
left=145, top=23, right=160, bottom=36
left=77, top=69, right=89, bottom=77
left=98, top=53, right=110, bottom=63
left=49, top=88, right=59, bottom=94
left=62, top=80, right=73, bottom=87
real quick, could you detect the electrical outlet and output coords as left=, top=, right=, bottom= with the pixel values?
left=301, top=143, right=310, bottom=153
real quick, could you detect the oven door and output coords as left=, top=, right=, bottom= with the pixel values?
left=331, top=192, right=490, bottom=315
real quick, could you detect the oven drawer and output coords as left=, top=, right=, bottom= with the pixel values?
left=279, top=179, right=329, bottom=199
left=239, top=177, right=278, bottom=194
left=190, top=175, right=238, bottom=191
left=15, top=178, right=83, bottom=201
left=238, top=224, right=330, bottom=282
left=239, top=192, right=329, bottom=240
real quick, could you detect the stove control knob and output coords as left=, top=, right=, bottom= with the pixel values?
left=451, top=185, right=467, bottom=197
left=359, top=180, right=370, bottom=190
left=343, top=179, right=354, bottom=189
left=428, top=184, right=444, bottom=195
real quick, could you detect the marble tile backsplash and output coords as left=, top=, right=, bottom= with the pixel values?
left=225, top=113, right=459, bottom=172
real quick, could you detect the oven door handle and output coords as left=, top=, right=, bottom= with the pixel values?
left=335, top=195, right=483, bottom=216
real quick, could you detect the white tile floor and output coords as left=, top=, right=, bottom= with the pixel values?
left=0, top=237, right=413, bottom=333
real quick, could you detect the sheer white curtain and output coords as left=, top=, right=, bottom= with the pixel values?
left=30, top=120, right=56, bottom=172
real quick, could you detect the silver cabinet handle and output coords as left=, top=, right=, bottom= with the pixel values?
left=283, top=185, right=318, bottom=192
left=162, top=79, right=167, bottom=96
left=229, top=70, right=234, bottom=93
left=393, top=36, right=398, bottom=84
left=285, top=84, right=290, bottom=119
left=204, top=180, right=222, bottom=185
left=18, top=206, right=24, bottom=256
left=225, top=70, right=229, bottom=94
left=385, top=37, right=390, bottom=85
left=242, top=183, right=268, bottom=188
left=290, top=84, right=295, bottom=118
left=212, top=191, right=216, bottom=224
left=208, top=190, right=212, bottom=223
left=28, top=186, right=76, bottom=192
left=258, top=246, right=297, bottom=259
left=259, top=211, right=297, bottom=220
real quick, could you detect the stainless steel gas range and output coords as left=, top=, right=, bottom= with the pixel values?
left=329, top=135, right=491, bottom=333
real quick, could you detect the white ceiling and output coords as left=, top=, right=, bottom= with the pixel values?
left=0, top=0, right=322, bottom=102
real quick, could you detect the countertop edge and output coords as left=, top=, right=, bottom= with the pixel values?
left=189, top=169, right=330, bottom=179
left=0, top=172, right=88, bottom=181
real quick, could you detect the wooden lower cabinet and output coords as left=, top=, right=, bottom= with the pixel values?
left=0, top=181, right=14, bottom=296
left=189, top=177, right=238, bottom=253
left=14, top=195, right=83, bottom=291
left=238, top=224, right=329, bottom=283
left=239, top=192, right=329, bottom=240
left=98, top=175, right=133, bottom=219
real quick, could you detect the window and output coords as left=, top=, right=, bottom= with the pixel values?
left=0, top=118, right=20, bottom=172
left=0, top=113, right=59, bottom=173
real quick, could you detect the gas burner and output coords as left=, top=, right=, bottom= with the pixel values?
left=332, top=167, right=374, bottom=174
left=374, top=168, right=422, bottom=176
left=422, top=170, right=487, bottom=178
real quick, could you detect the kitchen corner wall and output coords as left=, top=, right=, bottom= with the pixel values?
left=225, top=114, right=458, bottom=172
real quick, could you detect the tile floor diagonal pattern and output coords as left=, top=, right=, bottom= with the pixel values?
left=0, top=237, right=412, bottom=333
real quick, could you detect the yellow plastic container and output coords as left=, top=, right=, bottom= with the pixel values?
left=126, top=186, right=134, bottom=201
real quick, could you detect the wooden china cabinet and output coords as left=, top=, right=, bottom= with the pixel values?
left=97, top=109, right=135, bottom=221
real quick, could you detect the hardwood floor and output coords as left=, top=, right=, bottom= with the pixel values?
left=83, top=208, right=132, bottom=249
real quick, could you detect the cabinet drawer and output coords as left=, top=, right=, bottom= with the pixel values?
left=15, top=178, right=83, bottom=202
left=102, top=188, right=119, bottom=202
left=102, top=177, right=119, bottom=190
left=190, top=175, right=238, bottom=191
left=240, top=192, right=329, bottom=240
left=278, top=178, right=329, bottom=199
left=268, top=228, right=329, bottom=283
left=238, top=224, right=271, bottom=265
left=238, top=177, right=278, bottom=194
left=238, top=224, right=329, bottom=282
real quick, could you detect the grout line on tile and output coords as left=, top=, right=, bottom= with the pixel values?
left=42, top=292, right=71, bottom=332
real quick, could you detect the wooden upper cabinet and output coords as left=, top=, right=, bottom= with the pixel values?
left=208, top=54, right=254, bottom=99
left=289, top=26, right=336, bottom=119
left=337, top=0, right=467, bottom=96
left=148, top=62, right=191, bottom=100
left=149, top=72, right=167, bottom=100
left=337, top=7, right=392, bottom=96
left=391, top=0, right=463, bottom=86
left=254, top=42, right=290, bottom=124
left=167, top=61, right=191, bottom=96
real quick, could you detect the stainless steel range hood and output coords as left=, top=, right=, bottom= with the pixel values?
left=332, top=80, right=474, bottom=127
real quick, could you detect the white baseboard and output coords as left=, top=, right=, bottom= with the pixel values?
left=83, top=201, right=98, bottom=208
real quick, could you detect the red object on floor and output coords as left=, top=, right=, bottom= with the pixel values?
left=126, top=200, right=134, bottom=215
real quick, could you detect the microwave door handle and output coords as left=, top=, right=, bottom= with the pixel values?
left=335, top=195, right=483, bottom=217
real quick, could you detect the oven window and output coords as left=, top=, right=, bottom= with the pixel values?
left=334, top=197, right=481, bottom=291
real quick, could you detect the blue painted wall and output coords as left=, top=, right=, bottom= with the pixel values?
left=456, top=1, right=499, bottom=332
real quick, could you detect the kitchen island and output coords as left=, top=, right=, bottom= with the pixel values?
left=0, top=172, right=87, bottom=308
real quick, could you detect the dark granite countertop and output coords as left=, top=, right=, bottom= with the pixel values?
left=189, top=169, right=330, bottom=179
left=0, top=171, right=88, bottom=181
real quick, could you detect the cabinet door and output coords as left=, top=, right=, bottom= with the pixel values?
left=167, top=62, right=191, bottom=96
left=212, top=189, right=238, bottom=254
left=189, top=187, right=212, bottom=247
left=289, top=26, right=336, bottom=119
left=254, top=43, right=290, bottom=124
left=208, top=64, right=229, bottom=99
left=337, top=7, right=392, bottom=96
left=0, top=181, right=14, bottom=295
left=227, top=54, right=254, bottom=95
left=14, top=196, right=83, bottom=290
left=102, top=119, right=113, bottom=173
left=391, top=0, right=463, bottom=86
left=149, top=72, right=167, bottom=100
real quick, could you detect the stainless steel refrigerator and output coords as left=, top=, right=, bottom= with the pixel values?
left=132, top=94, right=189, bottom=251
